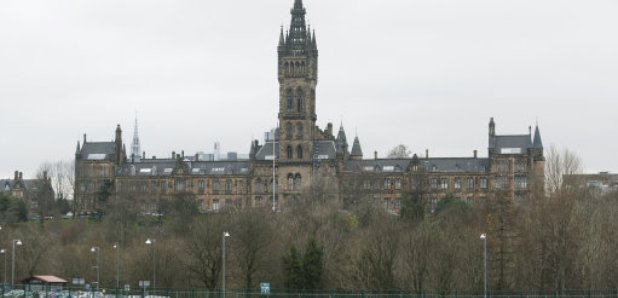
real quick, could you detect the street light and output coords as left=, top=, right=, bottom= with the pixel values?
left=480, top=233, right=487, bottom=298
left=11, top=239, right=22, bottom=287
left=221, top=232, right=230, bottom=298
left=145, top=238, right=156, bottom=289
left=113, top=243, right=120, bottom=289
left=0, top=249, right=6, bottom=292
left=90, top=246, right=100, bottom=290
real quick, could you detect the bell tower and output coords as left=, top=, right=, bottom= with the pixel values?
left=277, top=0, right=318, bottom=163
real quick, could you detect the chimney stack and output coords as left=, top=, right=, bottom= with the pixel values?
left=19, top=172, right=23, bottom=180
left=172, top=151, right=176, bottom=159
left=426, top=149, right=429, bottom=159
left=195, top=153, right=199, bottom=161
left=14, top=171, right=18, bottom=180
left=374, top=151, right=378, bottom=160
left=474, top=150, right=478, bottom=159
left=142, top=151, right=146, bottom=160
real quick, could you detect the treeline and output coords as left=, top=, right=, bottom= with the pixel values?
left=1, top=185, right=618, bottom=294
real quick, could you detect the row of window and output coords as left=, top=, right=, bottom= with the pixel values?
left=286, top=122, right=304, bottom=140
left=286, top=145, right=304, bottom=160
left=362, top=178, right=403, bottom=190
left=430, top=176, right=528, bottom=191
left=286, top=89, right=304, bottom=113
left=495, top=160, right=528, bottom=173
left=283, top=61, right=307, bottom=77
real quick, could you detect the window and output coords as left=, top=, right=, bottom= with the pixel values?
left=384, top=178, right=391, bottom=189
left=296, top=88, right=304, bottom=112
left=467, top=178, right=474, bottom=190
left=515, top=176, right=528, bottom=190
left=198, top=180, right=205, bottom=193
left=480, top=177, right=488, bottom=189
left=225, top=179, right=232, bottom=194
left=394, top=199, right=401, bottom=209
left=395, top=179, right=402, bottom=190
left=175, top=180, right=185, bottom=192
left=294, top=174, right=302, bottom=190
left=213, top=199, right=220, bottom=211
left=496, top=160, right=509, bottom=173
left=431, top=178, right=439, bottom=190
left=161, top=182, right=168, bottom=194
left=287, top=174, right=294, bottom=191
left=440, top=179, right=448, bottom=190
left=255, top=196, right=264, bottom=207
left=151, top=180, right=157, bottom=193
left=213, top=179, right=220, bottom=194
left=286, top=89, right=293, bottom=112
left=296, top=145, right=303, bottom=159
left=454, top=178, right=462, bottom=191
left=287, top=146, right=293, bottom=159
left=296, top=124, right=304, bottom=139
left=363, top=180, right=371, bottom=190
left=255, top=179, right=263, bottom=194
left=496, top=177, right=508, bottom=189
left=515, top=160, right=526, bottom=172
left=286, top=123, right=293, bottom=140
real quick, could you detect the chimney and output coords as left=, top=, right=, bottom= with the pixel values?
left=142, top=151, right=146, bottom=160
left=172, top=151, right=175, bottom=159
left=181, top=150, right=185, bottom=158
left=474, top=150, right=478, bottom=159
left=14, top=171, right=18, bottom=180
left=426, top=149, right=429, bottom=159
left=195, top=153, right=199, bottom=161
left=19, top=172, right=23, bottom=180
left=83, top=134, right=87, bottom=144
left=374, top=151, right=378, bottom=160
left=152, top=156, right=157, bottom=160
left=327, top=123, right=333, bottom=137
left=176, top=154, right=181, bottom=160
left=529, top=126, right=532, bottom=135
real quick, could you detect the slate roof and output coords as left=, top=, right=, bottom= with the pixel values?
left=255, top=142, right=279, bottom=160
left=313, top=141, right=337, bottom=159
left=422, top=158, right=490, bottom=173
left=533, top=126, right=543, bottom=149
left=489, top=135, right=532, bottom=152
left=0, top=179, right=42, bottom=193
left=80, top=142, right=116, bottom=160
left=344, top=157, right=490, bottom=174
left=118, top=159, right=251, bottom=177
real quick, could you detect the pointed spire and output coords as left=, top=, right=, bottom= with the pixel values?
left=76, top=141, right=81, bottom=154
left=294, top=0, right=303, bottom=10
left=131, top=114, right=141, bottom=162
left=351, top=136, right=363, bottom=158
left=312, top=29, right=317, bottom=50
left=533, top=124, right=543, bottom=149
left=336, top=124, right=348, bottom=153
left=279, top=26, right=285, bottom=46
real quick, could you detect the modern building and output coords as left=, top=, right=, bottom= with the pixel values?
left=74, top=0, right=545, bottom=214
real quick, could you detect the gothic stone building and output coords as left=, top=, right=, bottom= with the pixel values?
left=74, top=0, right=545, bottom=213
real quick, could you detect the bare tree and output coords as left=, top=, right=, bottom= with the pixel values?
left=387, top=144, right=411, bottom=158
left=545, top=145, right=583, bottom=194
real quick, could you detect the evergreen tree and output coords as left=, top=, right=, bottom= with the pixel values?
left=303, top=237, right=324, bottom=289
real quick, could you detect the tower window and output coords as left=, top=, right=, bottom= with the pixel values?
left=296, top=88, right=304, bottom=113
left=287, top=145, right=293, bottom=160
left=296, top=123, right=304, bottom=139
left=286, top=123, right=293, bottom=140
left=296, top=145, right=303, bottom=159
left=294, top=174, right=302, bottom=190
left=287, top=174, right=294, bottom=191
left=286, top=89, right=293, bottom=112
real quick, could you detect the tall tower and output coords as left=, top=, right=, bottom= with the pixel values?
left=131, top=115, right=141, bottom=162
left=278, top=0, right=318, bottom=163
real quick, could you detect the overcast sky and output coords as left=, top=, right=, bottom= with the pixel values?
left=1, top=0, right=617, bottom=179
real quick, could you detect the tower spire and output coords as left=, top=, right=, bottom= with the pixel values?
left=131, top=114, right=141, bottom=162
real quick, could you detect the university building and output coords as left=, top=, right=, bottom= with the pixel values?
left=74, top=0, right=545, bottom=213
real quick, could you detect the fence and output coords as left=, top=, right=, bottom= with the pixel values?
left=2, top=285, right=618, bottom=298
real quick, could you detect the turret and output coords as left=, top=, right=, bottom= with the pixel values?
left=350, top=136, right=363, bottom=160
left=115, top=124, right=123, bottom=166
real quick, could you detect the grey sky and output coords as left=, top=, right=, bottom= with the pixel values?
left=1, top=0, right=617, bottom=179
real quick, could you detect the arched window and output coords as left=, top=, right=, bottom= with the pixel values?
left=301, top=62, right=305, bottom=74
left=286, top=89, right=293, bottom=112
left=287, top=174, right=294, bottom=191
left=296, top=123, right=304, bottom=139
left=286, top=122, right=293, bottom=140
left=284, top=62, right=289, bottom=75
left=296, top=145, right=303, bottom=159
left=295, top=62, right=300, bottom=75
left=287, top=145, right=293, bottom=160
left=296, top=88, right=304, bottom=112
left=294, top=174, right=302, bottom=190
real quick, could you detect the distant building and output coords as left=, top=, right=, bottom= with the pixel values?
left=0, top=170, right=54, bottom=213
left=564, top=172, right=618, bottom=194
left=74, top=0, right=545, bottom=214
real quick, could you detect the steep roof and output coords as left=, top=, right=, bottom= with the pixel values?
left=350, top=136, right=363, bottom=157
left=80, top=142, right=116, bottom=161
left=533, top=125, right=543, bottom=149
left=422, top=158, right=490, bottom=173
left=313, top=140, right=337, bottom=160
left=119, top=159, right=251, bottom=177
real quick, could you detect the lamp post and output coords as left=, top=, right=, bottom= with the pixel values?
left=0, top=249, right=6, bottom=292
left=221, top=232, right=230, bottom=298
left=90, top=246, right=100, bottom=290
left=145, top=238, right=156, bottom=290
left=113, top=243, right=120, bottom=289
left=11, top=239, right=22, bottom=287
left=480, top=233, right=487, bottom=298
